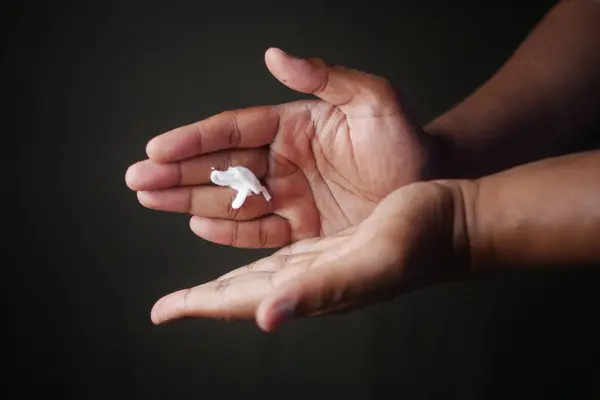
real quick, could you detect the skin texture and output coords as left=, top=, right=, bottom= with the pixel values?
left=149, top=179, right=471, bottom=332
left=426, top=0, right=600, bottom=178
left=471, top=150, right=600, bottom=269
left=149, top=150, right=600, bottom=332
left=125, top=0, right=600, bottom=331
left=126, top=48, right=433, bottom=248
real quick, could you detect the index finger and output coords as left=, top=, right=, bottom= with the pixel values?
left=150, top=270, right=275, bottom=324
left=146, top=106, right=281, bottom=163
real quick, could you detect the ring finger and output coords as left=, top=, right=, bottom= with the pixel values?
left=137, top=185, right=272, bottom=220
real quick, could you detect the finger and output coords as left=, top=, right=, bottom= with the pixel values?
left=255, top=242, right=399, bottom=332
left=190, top=215, right=291, bottom=248
left=151, top=252, right=315, bottom=324
left=137, top=186, right=271, bottom=220
left=264, top=47, right=399, bottom=116
left=125, top=148, right=268, bottom=191
left=150, top=272, right=273, bottom=324
left=146, top=106, right=281, bottom=163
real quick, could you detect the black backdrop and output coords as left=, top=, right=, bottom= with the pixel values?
left=5, top=1, right=599, bottom=398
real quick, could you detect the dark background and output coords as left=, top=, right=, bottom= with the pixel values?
left=4, top=0, right=600, bottom=398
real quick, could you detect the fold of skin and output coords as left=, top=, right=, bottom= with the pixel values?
left=426, top=0, right=600, bottom=179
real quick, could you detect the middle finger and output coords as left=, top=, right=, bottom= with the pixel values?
left=126, top=148, right=268, bottom=191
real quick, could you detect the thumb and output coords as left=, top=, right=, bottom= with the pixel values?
left=264, top=47, right=400, bottom=116
left=255, top=244, right=400, bottom=332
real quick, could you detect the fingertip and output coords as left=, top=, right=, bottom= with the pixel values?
left=136, top=190, right=154, bottom=208
left=151, top=289, right=189, bottom=325
left=150, top=294, right=168, bottom=325
left=264, top=47, right=286, bottom=63
left=150, top=302, right=162, bottom=325
left=256, top=297, right=297, bottom=332
left=146, top=133, right=174, bottom=162
left=264, top=47, right=325, bottom=95
left=255, top=299, right=271, bottom=332
left=189, top=215, right=212, bottom=236
left=190, top=216, right=228, bottom=244
left=264, top=46, right=299, bottom=74
left=125, top=163, right=140, bottom=190
left=189, top=216, right=233, bottom=246
left=145, top=137, right=160, bottom=160
left=129, top=160, right=181, bottom=191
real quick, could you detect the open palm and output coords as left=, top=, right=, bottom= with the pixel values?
left=149, top=181, right=466, bottom=331
left=126, top=48, right=434, bottom=247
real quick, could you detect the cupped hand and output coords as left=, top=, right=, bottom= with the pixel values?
left=150, top=181, right=473, bottom=331
left=126, top=48, right=438, bottom=248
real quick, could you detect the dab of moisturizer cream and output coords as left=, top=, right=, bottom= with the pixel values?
left=210, top=166, right=271, bottom=209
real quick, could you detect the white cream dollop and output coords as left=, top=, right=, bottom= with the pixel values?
left=210, top=166, right=271, bottom=209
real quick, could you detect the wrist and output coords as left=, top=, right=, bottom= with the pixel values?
left=423, top=101, right=498, bottom=180
left=425, top=178, right=483, bottom=280
left=419, top=126, right=457, bottom=181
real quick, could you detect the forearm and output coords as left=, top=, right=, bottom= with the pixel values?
left=426, top=0, right=600, bottom=178
left=461, top=150, right=600, bottom=270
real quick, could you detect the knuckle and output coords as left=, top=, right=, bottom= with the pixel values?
left=186, top=188, right=195, bottom=214
left=226, top=191, right=242, bottom=220
left=229, top=221, right=239, bottom=247
left=224, top=150, right=233, bottom=170
left=211, top=151, right=232, bottom=171
left=307, top=57, right=328, bottom=69
left=257, top=219, right=269, bottom=248
left=192, top=122, right=204, bottom=154
left=227, top=111, right=242, bottom=148
left=182, top=289, right=192, bottom=313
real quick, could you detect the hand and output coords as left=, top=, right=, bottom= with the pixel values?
left=150, top=181, right=472, bottom=331
left=125, top=48, right=439, bottom=248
